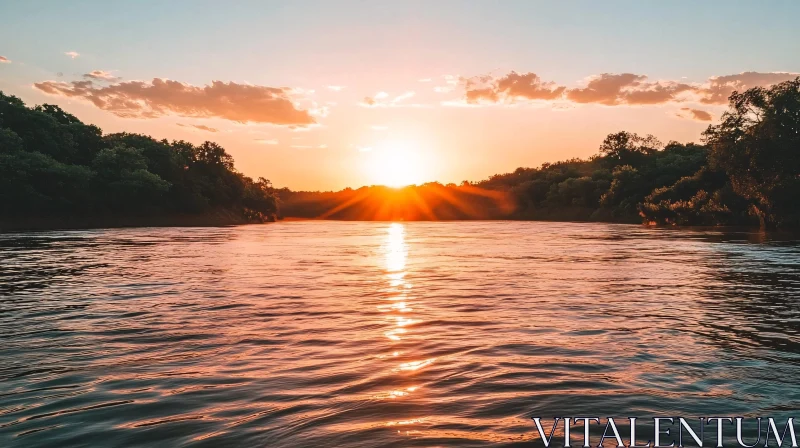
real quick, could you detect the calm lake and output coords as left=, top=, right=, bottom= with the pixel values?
left=1, top=221, right=800, bottom=447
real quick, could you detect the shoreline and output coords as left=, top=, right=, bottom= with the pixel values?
left=1, top=215, right=785, bottom=234
left=0, top=211, right=270, bottom=233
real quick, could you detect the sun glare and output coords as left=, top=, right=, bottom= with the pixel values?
left=367, top=141, right=427, bottom=188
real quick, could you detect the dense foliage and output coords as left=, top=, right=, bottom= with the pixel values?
left=0, top=92, right=278, bottom=228
left=283, top=78, right=800, bottom=228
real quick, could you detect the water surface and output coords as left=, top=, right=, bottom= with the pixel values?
left=1, top=222, right=800, bottom=447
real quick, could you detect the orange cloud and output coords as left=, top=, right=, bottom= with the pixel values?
left=33, top=78, right=316, bottom=126
left=0, top=56, right=10, bottom=63
left=566, top=73, right=693, bottom=105
left=698, top=71, right=800, bottom=104
left=494, top=72, right=566, bottom=100
left=464, top=71, right=566, bottom=104
left=84, top=70, right=118, bottom=81
left=676, top=107, right=713, bottom=122
left=176, top=123, right=219, bottom=132
left=460, top=71, right=800, bottom=107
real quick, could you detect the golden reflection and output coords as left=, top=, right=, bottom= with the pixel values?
left=386, top=418, right=426, bottom=427
left=382, top=223, right=411, bottom=344
left=384, top=328, right=406, bottom=341
left=385, top=223, right=407, bottom=272
left=374, top=386, right=420, bottom=400
left=377, top=222, right=427, bottom=407
left=376, top=301, right=412, bottom=313
left=396, top=358, right=436, bottom=372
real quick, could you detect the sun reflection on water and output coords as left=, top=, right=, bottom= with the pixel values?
left=378, top=223, right=430, bottom=410
left=385, top=223, right=407, bottom=273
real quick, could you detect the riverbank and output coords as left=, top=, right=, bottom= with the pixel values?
left=0, top=209, right=274, bottom=232
left=2, top=209, right=780, bottom=232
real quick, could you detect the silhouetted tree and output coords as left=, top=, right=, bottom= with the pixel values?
left=704, top=78, right=800, bottom=228
left=599, top=131, right=662, bottom=168
left=0, top=92, right=279, bottom=228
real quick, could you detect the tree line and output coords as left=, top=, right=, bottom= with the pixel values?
left=2, top=77, right=798, bottom=229
left=1, top=91, right=278, bottom=229
left=281, top=78, right=800, bottom=229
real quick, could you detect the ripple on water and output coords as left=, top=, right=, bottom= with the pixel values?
left=1, top=222, right=800, bottom=447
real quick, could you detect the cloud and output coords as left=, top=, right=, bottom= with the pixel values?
left=254, top=138, right=279, bottom=145
left=418, top=78, right=432, bottom=83
left=33, top=77, right=316, bottom=126
left=361, top=91, right=419, bottom=107
left=327, top=85, right=345, bottom=91
left=698, top=71, right=800, bottom=105
left=458, top=70, right=800, bottom=107
left=676, top=107, right=713, bottom=122
left=565, top=73, right=693, bottom=105
left=564, top=73, right=642, bottom=105
left=392, top=91, right=415, bottom=103
left=433, top=74, right=460, bottom=94
left=64, top=51, right=80, bottom=59
left=84, top=70, right=118, bottom=81
left=177, top=123, right=219, bottom=132
left=290, top=125, right=316, bottom=132
left=0, top=56, right=10, bottom=63
left=495, top=72, right=566, bottom=101
left=464, top=71, right=566, bottom=104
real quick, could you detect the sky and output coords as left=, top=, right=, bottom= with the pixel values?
left=1, top=0, right=799, bottom=190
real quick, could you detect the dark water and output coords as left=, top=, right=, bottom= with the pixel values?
left=1, top=222, right=800, bottom=447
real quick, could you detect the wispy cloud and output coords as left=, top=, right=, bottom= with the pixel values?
left=254, top=138, right=279, bottom=145
left=392, top=91, right=415, bottom=103
left=327, top=85, right=345, bottom=91
left=64, top=51, right=80, bottom=59
left=361, top=91, right=420, bottom=107
left=177, top=123, right=219, bottom=132
left=34, top=77, right=316, bottom=126
left=83, top=70, right=118, bottom=81
left=0, top=56, right=10, bottom=63
left=676, top=107, right=713, bottom=122
left=433, top=74, right=459, bottom=93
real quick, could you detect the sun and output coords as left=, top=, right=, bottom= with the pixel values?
left=367, top=141, right=426, bottom=187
